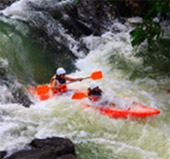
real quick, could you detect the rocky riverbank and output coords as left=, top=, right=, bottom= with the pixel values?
left=1, top=137, right=76, bottom=159
left=0, top=0, right=152, bottom=59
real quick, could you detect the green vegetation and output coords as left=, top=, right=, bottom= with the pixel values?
left=130, top=21, right=163, bottom=47
left=130, top=0, right=169, bottom=47
left=135, top=39, right=170, bottom=76
left=130, top=0, right=170, bottom=75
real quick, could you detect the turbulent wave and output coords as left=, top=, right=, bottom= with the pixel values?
left=0, top=0, right=170, bottom=159
left=1, top=0, right=110, bottom=58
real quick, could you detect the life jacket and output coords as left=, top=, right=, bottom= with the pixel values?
left=50, top=75, right=68, bottom=94
left=87, top=88, right=102, bottom=101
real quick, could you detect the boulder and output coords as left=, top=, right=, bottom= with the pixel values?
left=0, top=151, right=7, bottom=159
left=6, top=137, right=76, bottom=159
left=0, top=0, right=18, bottom=10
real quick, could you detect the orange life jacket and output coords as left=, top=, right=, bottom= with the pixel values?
left=50, top=75, right=68, bottom=94
left=53, top=84, right=68, bottom=94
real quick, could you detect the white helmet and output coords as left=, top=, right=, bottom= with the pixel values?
left=56, top=67, right=66, bottom=75
left=90, top=82, right=99, bottom=90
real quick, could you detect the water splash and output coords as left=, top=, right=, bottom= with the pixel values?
left=0, top=1, right=169, bottom=159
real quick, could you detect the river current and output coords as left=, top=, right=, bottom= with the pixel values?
left=0, top=1, right=170, bottom=159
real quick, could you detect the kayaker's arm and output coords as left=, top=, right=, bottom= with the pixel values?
left=65, top=76, right=83, bottom=82
left=51, top=80, right=57, bottom=90
left=50, top=75, right=57, bottom=90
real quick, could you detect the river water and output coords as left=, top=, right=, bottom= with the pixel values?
left=0, top=1, right=170, bottom=159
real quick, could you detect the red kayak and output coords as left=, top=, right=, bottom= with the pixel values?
left=28, top=84, right=79, bottom=101
left=81, top=101, right=160, bottom=118
left=28, top=85, right=160, bottom=118
left=72, top=92, right=160, bottom=118
left=28, top=71, right=103, bottom=101
left=28, top=85, right=53, bottom=101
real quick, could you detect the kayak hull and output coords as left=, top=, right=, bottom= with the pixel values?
left=81, top=102, right=160, bottom=118
left=28, top=85, right=79, bottom=101
left=28, top=85, right=53, bottom=101
left=28, top=85, right=160, bottom=118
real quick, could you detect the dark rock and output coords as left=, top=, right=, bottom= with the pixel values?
left=0, top=67, right=32, bottom=107
left=0, top=151, right=7, bottom=159
left=52, top=0, right=112, bottom=37
left=56, top=154, right=76, bottom=159
left=0, top=0, right=18, bottom=10
left=112, top=0, right=151, bottom=18
left=0, top=0, right=154, bottom=60
left=11, top=87, right=32, bottom=107
left=30, top=137, right=75, bottom=156
left=6, top=137, right=76, bottom=159
left=0, top=68, right=9, bottom=83
left=6, top=149, right=58, bottom=159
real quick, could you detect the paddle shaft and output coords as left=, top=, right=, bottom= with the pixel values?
left=37, top=71, right=102, bottom=95
left=50, top=73, right=100, bottom=90
left=53, top=76, right=89, bottom=88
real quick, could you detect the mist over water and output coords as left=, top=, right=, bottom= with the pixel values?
left=0, top=0, right=170, bottom=159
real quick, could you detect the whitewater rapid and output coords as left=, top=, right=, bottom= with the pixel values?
left=0, top=1, right=170, bottom=159
left=1, top=27, right=170, bottom=159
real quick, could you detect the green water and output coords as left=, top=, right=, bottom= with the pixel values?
left=74, top=30, right=170, bottom=159
left=0, top=19, right=76, bottom=84
left=0, top=17, right=170, bottom=159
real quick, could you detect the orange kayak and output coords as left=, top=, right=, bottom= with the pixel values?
left=28, top=84, right=79, bottom=101
left=28, top=84, right=160, bottom=118
left=81, top=101, right=160, bottom=118
left=28, top=85, right=54, bottom=101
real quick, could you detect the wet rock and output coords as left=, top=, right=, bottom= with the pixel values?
left=42, top=0, right=114, bottom=56
left=0, top=0, right=153, bottom=60
left=0, top=68, right=8, bottom=82
left=0, top=0, right=18, bottom=10
left=0, top=0, right=115, bottom=57
left=55, top=0, right=112, bottom=37
left=0, top=67, right=32, bottom=107
left=112, top=0, right=151, bottom=18
left=30, top=137, right=75, bottom=155
left=44, top=0, right=113, bottom=38
left=11, top=87, right=32, bottom=107
left=0, top=151, right=7, bottom=159
left=6, top=137, right=76, bottom=159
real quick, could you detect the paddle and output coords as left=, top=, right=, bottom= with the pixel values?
left=82, top=71, right=103, bottom=80
left=36, top=85, right=51, bottom=95
left=36, top=71, right=103, bottom=95
left=71, top=92, right=87, bottom=100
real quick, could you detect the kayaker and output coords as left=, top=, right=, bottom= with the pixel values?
left=87, top=82, right=117, bottom=108
left=87, top=82, right=103, bottom=101
left=50, top=67, right=83, bottom=94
